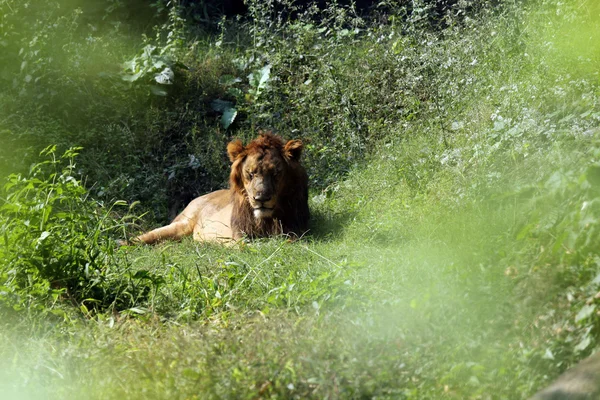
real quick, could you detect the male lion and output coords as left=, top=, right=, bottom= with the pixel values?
left=134, top=132, right=309, bottom=244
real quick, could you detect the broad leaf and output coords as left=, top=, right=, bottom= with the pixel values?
left=211, top=99, right=234, bottom=113
left=221, top=108, right=237, bottom=130
left=154, top=67, right=174, bottom=85
left=575, top=304, right=596, bottom=323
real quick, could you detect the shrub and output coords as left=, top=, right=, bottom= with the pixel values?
left=0, top=146, right=154, bottom=315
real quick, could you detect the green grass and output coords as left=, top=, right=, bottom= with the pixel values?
left=1, top=139, right=592, bottom=399
left=2, top=0, right=600, bottom=398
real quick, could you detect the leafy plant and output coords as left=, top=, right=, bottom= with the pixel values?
left=0, top=146, right=154, bottom=315
left=121, top=2, right=190, bottom=96
left=1, top=0, right=600, bottom=398
left=122, top=44, right=177, bottom=96
left=247, top=64, right=271, bottom=101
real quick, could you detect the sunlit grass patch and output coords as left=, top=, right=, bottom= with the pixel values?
left=117, top=236, right=353, bottom=321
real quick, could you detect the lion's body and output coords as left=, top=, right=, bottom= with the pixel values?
left=135, top=190, right=234, bottom=244
left=134, top=133, right=309, bottom=244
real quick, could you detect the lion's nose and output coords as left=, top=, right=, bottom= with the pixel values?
left=254, top=192, right=271, bottom=202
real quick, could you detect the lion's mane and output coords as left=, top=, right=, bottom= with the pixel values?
left=228, top=132, right=309, bottom=239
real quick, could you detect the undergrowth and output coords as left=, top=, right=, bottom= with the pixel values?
left=2, top=0, right=600, bottom=398
left=0, top=146, right=149, bottom=315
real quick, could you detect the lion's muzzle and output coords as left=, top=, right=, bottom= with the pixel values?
left=247, top=176, right=277, bottom=219
left=253, top=206, right=274, bottom=218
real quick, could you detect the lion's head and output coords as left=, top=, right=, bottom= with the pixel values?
left=226, top=132, right=309, bottom=239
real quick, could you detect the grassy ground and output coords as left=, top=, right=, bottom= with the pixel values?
left=2, top=0, right=600, bottom=398
left=1, top=138, right=592, bottom=399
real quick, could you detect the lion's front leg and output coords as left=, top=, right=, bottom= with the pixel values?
left=135, top=220, right=193, bottom=244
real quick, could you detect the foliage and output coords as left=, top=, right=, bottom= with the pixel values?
left=0, top=147, right=351, bottom=320
left=0, top=146, right=154, bottom=315
left=121, top=3, right=190, bottom=96
left=1, top=0, right=600, bottom=398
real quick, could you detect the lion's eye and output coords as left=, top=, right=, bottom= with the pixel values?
left=247, top=172, right=254, bottom=179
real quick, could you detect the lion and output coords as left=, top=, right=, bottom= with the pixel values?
left=133, top=132, right=309, bottom=244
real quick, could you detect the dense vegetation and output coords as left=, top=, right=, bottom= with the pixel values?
left=1, top=0, right=600, bottom=398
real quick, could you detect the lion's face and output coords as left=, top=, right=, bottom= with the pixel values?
left=240, top=148, right=283, bottom=218
left=227, top=132, right=303, bottom=220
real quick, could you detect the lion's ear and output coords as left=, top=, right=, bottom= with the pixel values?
left=283, top=139, right=303, bottom=161
left=227, top=140, right=244, bottom=162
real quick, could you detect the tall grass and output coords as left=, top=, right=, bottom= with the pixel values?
left=1, top=0, right=600, bottom=398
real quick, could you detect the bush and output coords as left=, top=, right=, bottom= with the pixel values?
left=0, top=146, right=155, bottom=315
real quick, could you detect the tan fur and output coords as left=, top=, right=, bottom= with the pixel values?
left=133, top=132, right=309, bottom=244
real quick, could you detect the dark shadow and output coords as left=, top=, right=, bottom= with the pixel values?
left=308, top=208, right=357, bottom=242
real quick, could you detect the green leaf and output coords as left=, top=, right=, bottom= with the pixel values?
left=126, top=307, right=147, bottom=314
left=122, top=59, right=137, bottom=72
left=219, top=75, right=242, bottom=86
left=516, top=223, right=534, bottom=240
left=150, top=85, right=168, bottom=96
left=142, top=44, right=157, bottom=57
left=248, top=64, right=271, bottom=97
left=154, top=67, right=174, bottom=85
left=257, top=64, right=271, bottom=89
left=122, top=70, right=144, bottom=82
left=575, top=335, right=592, bottom=353
left=221, top=108, right=237, bottom=130
left=133, top=270, right=151, bottom=279
left=542, top=348, right=554, bottom=360
left=227, top=87, right=243, bottom=99
left=551, top=231, right=569, bottom=254
left=153, top=60, right=167, bottom=70
left=211, top=99, right=234, bottom=113
left=575, top=304, right=595, bottom=323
